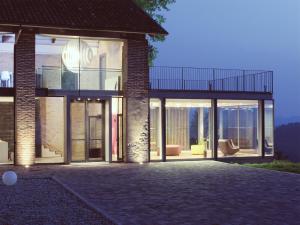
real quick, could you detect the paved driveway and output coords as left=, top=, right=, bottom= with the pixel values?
left=54, top=161, right=300, bottom=225
left=1, top=161, right=300, bottom=225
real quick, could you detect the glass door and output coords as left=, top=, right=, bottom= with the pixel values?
left=71, top=100, right=105, bottom=161
left=117, top=114, right=123, bottom=160
left=71, top=101, right=86, bottom=161
left=87, top=102, right=105, bottom=161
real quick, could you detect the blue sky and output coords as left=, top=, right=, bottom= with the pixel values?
left=154, top=0, right=300, bottom=122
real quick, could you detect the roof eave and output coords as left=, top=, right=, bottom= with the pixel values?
left=0, top=23, right=168, bottom=36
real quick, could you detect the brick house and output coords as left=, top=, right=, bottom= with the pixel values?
left=0, top=0, right=274, bottom=166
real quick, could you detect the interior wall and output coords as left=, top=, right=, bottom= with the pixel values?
left=0, top=52, right=14, bottom=72
left=0, top=101, right=14, bottom=153
left=39, top=97, right=65, bottom=156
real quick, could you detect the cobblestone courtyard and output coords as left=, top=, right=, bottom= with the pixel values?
left=1, top=161, right=300, bottom=225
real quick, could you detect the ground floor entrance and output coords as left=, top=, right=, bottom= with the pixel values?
left=71, top=100, right=105, bottom=162
left=33, top=96, right=123, bottom=164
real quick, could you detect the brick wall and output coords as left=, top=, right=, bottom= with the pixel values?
left=124, top=38, right=150, bottom=163
left=14, top=31, right=36, bottom=166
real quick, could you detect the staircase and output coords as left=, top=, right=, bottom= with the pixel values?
left=41, top=145, right=62, bottom=158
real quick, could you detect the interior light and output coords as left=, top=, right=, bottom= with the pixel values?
left=62, top=39, right=93, bottom=73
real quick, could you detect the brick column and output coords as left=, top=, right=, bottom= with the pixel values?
left=123, top=38, right=149, bottom=163
left=14, top=32, right=36, bottom=166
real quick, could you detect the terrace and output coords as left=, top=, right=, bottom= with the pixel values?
left=150, top=66, right=273, bottom=93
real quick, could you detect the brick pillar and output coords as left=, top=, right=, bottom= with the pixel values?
left=124, top=38, right=149, bottom=163
left=14, top=32, right=36, bottom=166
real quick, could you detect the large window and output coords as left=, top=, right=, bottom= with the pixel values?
left=35, top=97, right=65, bottom=163
left=150, top=99, right=163, bottom=161
left=264, top=100, right=274, bottom=156
left=218, top=100, right=260, bottom=158
left=165, top=99, right=212, bottom=160
left=112, top=97, right=123, bottom=161
left=0, top=97, right=14, bottom=164
left=0, top=32, right=14, bottom=88
left=35, top=35, right=123, bottom=91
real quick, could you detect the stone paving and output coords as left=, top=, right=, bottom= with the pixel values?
left=0, top=176, right=113, bottom=225
left=0, top=161, right=300, bottom=225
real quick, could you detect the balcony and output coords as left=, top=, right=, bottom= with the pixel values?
left=36, top=66, right=122, bottom=91
left=150, top=67, right=273, bottom=93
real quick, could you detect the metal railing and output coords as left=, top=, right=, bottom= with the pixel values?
left=36, top=66, right=122, bottom=91
left=150, top=66, right=273, bottom=93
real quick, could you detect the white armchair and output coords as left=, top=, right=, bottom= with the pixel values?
left=0, top=71, right=12, bottom=87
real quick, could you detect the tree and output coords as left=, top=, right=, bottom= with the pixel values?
left=134, top=0, right=176, bottom=64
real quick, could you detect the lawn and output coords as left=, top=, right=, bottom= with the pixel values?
left=244, top=160, right=300, bottom=174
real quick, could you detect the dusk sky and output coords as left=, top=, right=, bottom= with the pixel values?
left=155, top=0, right=300, bottom=123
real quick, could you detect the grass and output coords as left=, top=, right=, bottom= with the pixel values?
left=244, top=160, right=300, bottom=174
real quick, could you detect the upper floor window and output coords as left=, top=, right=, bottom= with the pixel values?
left=0, top=32, right=14, bottom=88
left=35, top=34, right=123, bottom=91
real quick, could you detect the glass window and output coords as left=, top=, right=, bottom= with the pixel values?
left=165, top=99, right=212, bottom=160
left=218, top=100, right=260, bottom=158
left=264, top=100, right=274, bottom=156
left=0, top=97, right=14, bottom=164
left=112, top=97, right=123, bottom=161
left=150, top=99, right=162, bottom=161
left=0, top=32, right=14, bottom=88
left=35, top=35, right=123, bottom=91
left=35, top=97, right=65, bottom=163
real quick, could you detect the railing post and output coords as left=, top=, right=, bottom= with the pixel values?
left=243, top=70, right=245, bottom=91
left=41, top=68, right=44, bottom=88
left=221, top=79, right=224, bottom=91
left=253, top=75, right=255, bottom=92
left=213, top=68, right=215, bottom=90
left=181, top=67, right=184, bottom=90
left=271, top=71, right=273, bottom=93
left=118, top=76, right=121, bottom=91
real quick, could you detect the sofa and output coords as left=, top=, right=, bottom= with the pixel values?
left=166, top=145, right=181, bottom=156
left=191, top=140, right=207, bottom=155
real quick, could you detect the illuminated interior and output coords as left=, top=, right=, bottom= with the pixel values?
left=218, top=100, right=260, bottom=157
left=265, top=100, right=274, bottom=156
left=0, top=32, right=14, bottom=88
left=150, top=99, right=213, bottom=160
left=35, top=34, right=123, bottom=91
left=35, top=97, right=65, bottom=163
left=112, top=97, right=123, bottom=161
left=0, top=97, right=14, bottom=164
